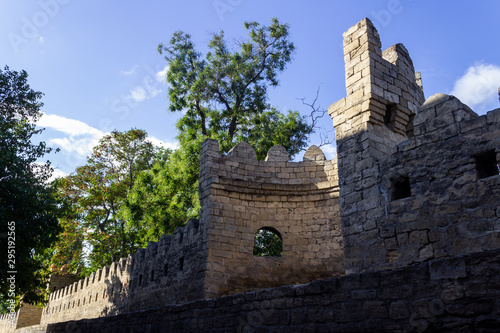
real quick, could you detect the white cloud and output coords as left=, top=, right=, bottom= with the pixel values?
left=38, top=113, right=104, bottom=137
left=37, top=113, right=106, bottom=157
left=49, top=137, right=100, bottom=157
left=38, top=36, right=45, bottom=44
left=155, top=65, right=169, bottom=83
left=148, top=87, right=162, bottom=99
left=126, top=86, right=147, bottom=103
left=148, top=136, right=179, bottom=150
left=450, top=63, right=500, bottom=108
left=49, top=168, right=68, bottom=182
left=321, top=143, right=337, bottom=160
left=125, top=68, right=166, bottom=103
left=120, top=65, right=138, bottom=76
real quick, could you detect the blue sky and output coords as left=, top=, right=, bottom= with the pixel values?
left=2, top=0, right=499, bottom=177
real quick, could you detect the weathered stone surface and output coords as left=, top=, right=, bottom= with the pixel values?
left=303, top=145, right=327, bottom=161
left=12, top=249, right=500, bottom=333
left=329, top=16, right=500, bottom=276
left=265, top=144, right=289, bottom=162
left=3, top=16, right=500, bottom=333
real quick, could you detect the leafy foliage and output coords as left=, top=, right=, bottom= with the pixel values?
left=49, top=176, right=86, bottom=275
left=236, top=108, right=310, bottom=160
left=53, top=19, right=318, bottom=278
left=122, top=136, right=203, bottom=243
left=124, top=19, right=313, bottom=240
left=0, top=66, right=60, bottom=307
left=253, top=228, right=283, bottom=257
left=51, top=129, right=157, bottom=274
left=158, top=17, right=308, bottom=155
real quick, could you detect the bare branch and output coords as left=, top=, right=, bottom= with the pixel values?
left=290, top=86, right=335, bottom=157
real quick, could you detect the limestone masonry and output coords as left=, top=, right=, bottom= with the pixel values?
left=2, top=17, right=499, bottom=332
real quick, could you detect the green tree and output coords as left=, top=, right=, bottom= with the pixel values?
left=0, top=66, right=60, bottom=308
left=48, top=176, right=86, bottom=276
left=253, top=228, right=283, bottom=257
left=122, top=146, right=199, bottom=244
left=236, top=108, right=311, bottom=160
left=158, top=17, right=309, bottom=155
left=124, top=19, right=313, bottom=241
left=51, top=129, right=157, bottom=274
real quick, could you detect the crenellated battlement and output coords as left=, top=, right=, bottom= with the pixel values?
left=6, top=17, right=500, bottom=332
left=329, top=17, right=425, bottom=148
left=40, top=218, right=206, bottom=325
left=37, top=141, right=345, bottom=325
left=199, top=140, right=345, bottom=298
left=200, top=140, right=338, bottom=194
left=329, top=18, right=500, bottom=275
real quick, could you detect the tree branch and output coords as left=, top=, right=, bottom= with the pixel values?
left=291, top=87, right=335, bottom=157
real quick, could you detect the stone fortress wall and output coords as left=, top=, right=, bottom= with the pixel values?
left=199, top=139, right=344, bottom=298
left=329, top=18, right=500, bottom=274
left=0, top=275, right=80, bottom=332
left=38, top=218, right=207, bottom=326
left=3, top=139, right=344, bottom=331
left=2, top=17, right=499, bottom=332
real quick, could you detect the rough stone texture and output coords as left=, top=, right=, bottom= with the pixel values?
left=3, top=17, right=500, bottom=332
left=3, top=141, right=340, bottom=329
left=47, top=274, right=80, bottom=294
left=29, top=249, right=500, bottom=332
left=0, top=276, right=79, bottom=333
left=39, top=218, right=207, bottom=325
left=329, top=18, right=500, bottom=275
left=15, top=304, right=43, bottom=329
left=199, top=140, right=344, bottom=297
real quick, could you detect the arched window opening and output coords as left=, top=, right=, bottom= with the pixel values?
left=253, top=227, right=283, bottom=257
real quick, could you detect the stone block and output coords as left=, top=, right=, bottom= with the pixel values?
left=389, top=301, right=410, bottom=319
left=486, top=108, right=500, bottom=124
left=429, top=257, right=467, bottom=280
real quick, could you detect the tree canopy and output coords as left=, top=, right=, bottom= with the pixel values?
left=122, top=19, right=314, bottom=241
left=0, top=66, right=60, bottom=307
left=51, top=129, right=158, bottom=274
left=158, top=17, right=310, bottom=156
left=50, top=18, right=325, bottom=278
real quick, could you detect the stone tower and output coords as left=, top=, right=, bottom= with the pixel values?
left=329, top=18, right=425, bottom=273
left=330, top=18, right=500, bottom=275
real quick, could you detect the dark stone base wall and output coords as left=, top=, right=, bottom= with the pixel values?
left=42, top=249, right=500, bottom=333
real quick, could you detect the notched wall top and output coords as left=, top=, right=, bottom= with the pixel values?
left=40, top=218, right=207, bottom=326
left=7, top=17, right=500, bottom=332
left=329, top=18, right=500, bottom=276
left=200, top=139, right=339, bottom=194
left=330, top=17, right=425, bottom=143
left=199, top=140, right=344, bottom=298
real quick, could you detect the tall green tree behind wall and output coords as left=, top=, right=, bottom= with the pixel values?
left=51, top=129, right=158, bottom=275
left=50, top=18, right=320, bottom=276
left=123, top=18, right=313, bottom=242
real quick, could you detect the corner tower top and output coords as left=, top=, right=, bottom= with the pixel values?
left=329, top=18, right=425, bottom=142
